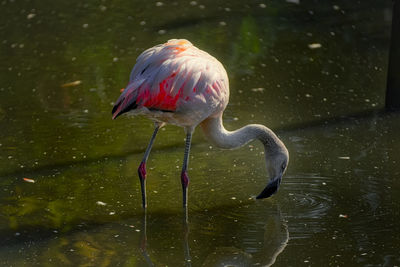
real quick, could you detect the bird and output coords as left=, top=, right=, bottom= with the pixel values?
left=112, top=39, right=289, bottom=208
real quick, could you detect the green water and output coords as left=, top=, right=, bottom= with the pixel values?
left=1, top=0, right=399, bottom=266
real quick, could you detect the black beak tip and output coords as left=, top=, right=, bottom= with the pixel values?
left=256, top=177, right=281, bottom=199
left=256, top=189, right=275, bottom=199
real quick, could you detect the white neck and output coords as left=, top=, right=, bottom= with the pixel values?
left=200, top=115, right=286, bottom=152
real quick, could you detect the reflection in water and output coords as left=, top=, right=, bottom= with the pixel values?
left=139, top=209, right=192, bottom=266
left=183, top=208, right=192, bottom=267
left=137, top=203, right=288, bottom=266
left=201, top=203, right=289, bottom=266
left=139, top=210, right=154, bottom=267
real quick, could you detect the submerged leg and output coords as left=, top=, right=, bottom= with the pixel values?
left=138, top=123, right=163, bottom=209
left=181, top=130, right=193, bottom=207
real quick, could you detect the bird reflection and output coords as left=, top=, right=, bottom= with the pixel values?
left=138, top=204, right=288, bottom=266
left=260, top=205, right=289, bottom=266
left=202, top=204, right=289, bottom=266
left=139, top=210, right=154, bottom=267
left=183, top=207, right=192, bottom=267
left=139, top=208, right=192, bottom=266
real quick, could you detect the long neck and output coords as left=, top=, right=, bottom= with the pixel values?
left=200, top=115, right=285, bottom=151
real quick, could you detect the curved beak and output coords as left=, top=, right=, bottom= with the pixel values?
left=256, top=175, right=282, bottom=199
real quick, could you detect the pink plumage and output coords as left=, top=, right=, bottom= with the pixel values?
left=112, top=39, right=229, bottom=127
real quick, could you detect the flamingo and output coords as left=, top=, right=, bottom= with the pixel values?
left=112, top=39, right=289, bottom=208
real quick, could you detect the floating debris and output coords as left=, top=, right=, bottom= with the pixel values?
left=96, top=201, right=107, bottom=206
left=338, top=156, right=350, bottom=160
left=61, top=80, right=82, bottom=87
left=23, top=178, right=35, bottom=183
left=27, top=13, right=36, bottom=19
left=120, top=88, right=125, bottom=92
left=251, top=88, right=265, bottom=92
left=339, top=214, right=348, bottom=218
left=308, top=43, right=322, bottom=49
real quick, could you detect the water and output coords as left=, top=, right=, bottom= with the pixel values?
left=1, top=0, right=399, bottom=266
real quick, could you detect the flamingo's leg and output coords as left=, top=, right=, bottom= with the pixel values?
left=138, top=123, right=163, bottom=209
left=181, top=130, right=193, bottom=207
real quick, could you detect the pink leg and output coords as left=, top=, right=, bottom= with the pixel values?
left=181, top=170, right=189, bottom=207
left=138, top=161, right=147, bottom=208
left=138, top=125, right=161, bottom=209
left=181, top=131, right=193, bottom=207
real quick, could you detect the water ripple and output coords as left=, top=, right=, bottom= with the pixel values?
left=284, top=173, right=334, bottom=218
left=281, top=173, right=335, bottom=239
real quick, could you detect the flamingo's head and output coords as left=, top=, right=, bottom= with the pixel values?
left=256, top=146, right=289, bottom=199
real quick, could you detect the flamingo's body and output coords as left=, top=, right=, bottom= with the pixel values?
left=112, top=39, right=229, bottom=127
left=112, top=39, right=289, bottom=208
